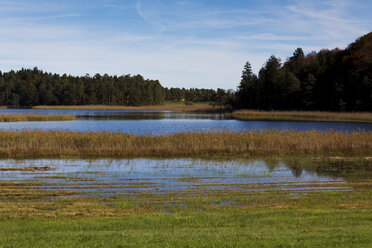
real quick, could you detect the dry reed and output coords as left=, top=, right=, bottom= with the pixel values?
left=0, top=114, right=76, bottom=122
left=0, top=130, right=370, bottom=158
left=32, top=104, right=216, bottom=113
left=233, top=110, right=372, bottom=123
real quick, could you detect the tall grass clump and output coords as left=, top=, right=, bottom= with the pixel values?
left=233, top=110, right=372, bottom=123
left=0, top=114, right=76, bottom=122
left=0, top=130, right=370, bottom=158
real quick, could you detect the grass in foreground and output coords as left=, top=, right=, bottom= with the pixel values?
left=233, top=110, right=372, bottom=123
left=0, top=178, right=371, bottom=247
left=0, top=114, right=76, bottom=122
left=0, top=130, right=370, bottom=158
left=0, top=157, right=371, bottom=247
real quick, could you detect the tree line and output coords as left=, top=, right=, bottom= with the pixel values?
left=0, top=68, right=222, bottom=107
left=164, top=87, right=232, bottom=106
left=235, top=32, right=372, bottom=111
left=1, top=33, right=370, bottom=110
left=0, top=69, right=165, bottom=106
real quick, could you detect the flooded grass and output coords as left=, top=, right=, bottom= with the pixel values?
left=0, top=113, right=76, bottom=122
left=0, top=183, right=371, bottom=247
left=0, top=157, right=371, bottom=247
left=233, top=110, right=372, bottom=123
left=0, top=129, right=370, bottom=158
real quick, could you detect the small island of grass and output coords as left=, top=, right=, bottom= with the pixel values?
left=0, top=114, right=76, bottom=122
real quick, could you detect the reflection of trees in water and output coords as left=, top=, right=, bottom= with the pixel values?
left=290, top=167, right=303, bottom=178
left=281, top=159, right=372, bottom=180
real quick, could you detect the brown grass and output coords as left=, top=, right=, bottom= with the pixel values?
left=32, top=104, right=217, bottom=113
left=0, top=130, right=370, bottom=158
left=233, top=110, right=372, bottom=123
left=0, top=166, right=54, bottom=171
left=0, top=114, right=76, bottom=122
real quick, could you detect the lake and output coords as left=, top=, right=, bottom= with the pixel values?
left=0, top=109, right=371, bottom=134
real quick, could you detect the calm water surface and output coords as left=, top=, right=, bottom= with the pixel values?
left=0, top=109, right=371, bottom=134
left=0, top=158, right=350, bottom=196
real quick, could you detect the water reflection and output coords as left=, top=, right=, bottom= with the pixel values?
left=0, top=109, right=371, bottom=134
left=0, top=158, right=365, bottom=196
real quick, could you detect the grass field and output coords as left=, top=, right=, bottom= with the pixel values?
left=0, top=113, right=76, bottom=122
left=0, top=129, right=370, bottom=158
left=0, top=174, right=371, bottom=247
left=233, top=110, right=372, bottom=123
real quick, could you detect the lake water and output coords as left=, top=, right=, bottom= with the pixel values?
left=0, top=158, right=350, bottom=197
left=0, top=109, right=371, bottom=134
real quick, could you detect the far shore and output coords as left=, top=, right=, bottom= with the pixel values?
left=31, top=103, right=221, bottom=113
left=1, top=104, right=372, bottom=123
left=233, top=110, right=372, bottom=123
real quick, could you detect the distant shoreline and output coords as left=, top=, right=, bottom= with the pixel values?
left=30, top=103, right=220, bottom=113
left=1, top=105, right=372, bottom=123
left=233, top=110, right=372, bottom=123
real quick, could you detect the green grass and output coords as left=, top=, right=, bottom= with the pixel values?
left=0, top=187, right=371, bottom=247
left=0, top=209, right=371, bottom=248
left=0, top=157, right=371, bottom=247
left=165, top=100, right=186, bottom=105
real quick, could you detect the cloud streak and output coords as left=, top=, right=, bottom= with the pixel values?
left=0, top=0, right=370, bottom=89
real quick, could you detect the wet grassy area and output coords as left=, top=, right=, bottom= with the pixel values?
left=0, top=157, right=371, bottom=247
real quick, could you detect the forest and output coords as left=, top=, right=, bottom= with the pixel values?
left=0, top=68, right=223, bottom=107
left=0, top=70, right=165, bottom=106
left=0, top=33, right=371, bottom=110
left=235, top=32, right=372, bottom=111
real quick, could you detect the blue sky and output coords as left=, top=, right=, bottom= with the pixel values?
left=0, top=0, right=371, bottom=89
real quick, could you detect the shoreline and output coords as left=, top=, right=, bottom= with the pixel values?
left=31, top=104, right=220, bottom=113
left=233, top=110, right=372, bottom=123
left=0, top=114, right=76, bottom=122
left=2, top=105, right=371, bottom=123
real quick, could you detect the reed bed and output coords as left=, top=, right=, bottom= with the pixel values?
left=0, top=114, right=76, bottom=122
left=233, top=110, right=372, bottom=123
left=0, top=130, right=370, bottom=158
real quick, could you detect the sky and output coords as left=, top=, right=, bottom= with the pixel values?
left=0, top=0, right=371, bottom=89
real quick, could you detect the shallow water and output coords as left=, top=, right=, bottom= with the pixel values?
left=0, top=109, right=371, bottom=134
left=0, top=158, right=351, bottom=197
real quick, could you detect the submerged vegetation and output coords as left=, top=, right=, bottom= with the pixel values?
left=0, top=156, right=371, bottom=247
left=233, top=110, right=372, bottom=123
left=0, top=130, right=370, bottom=158
left=0, top=114, right=76, bottom=122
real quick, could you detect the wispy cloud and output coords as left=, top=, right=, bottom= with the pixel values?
left=0, top=0, right=370, bottom=89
